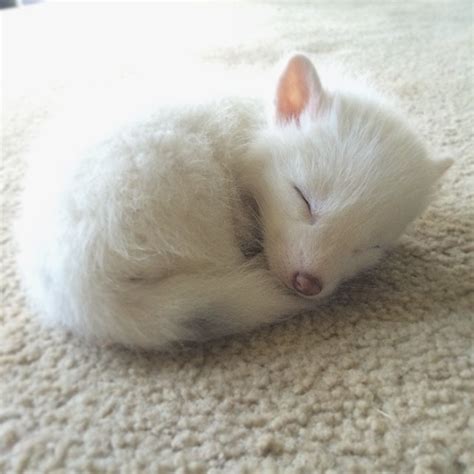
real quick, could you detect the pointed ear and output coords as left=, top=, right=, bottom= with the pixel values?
left=274, top=54, right=324, bottom=124
left=433, top=158, right=454, bottom=179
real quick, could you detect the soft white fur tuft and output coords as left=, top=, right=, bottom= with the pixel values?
left=17, top=54, right=451, bottom=349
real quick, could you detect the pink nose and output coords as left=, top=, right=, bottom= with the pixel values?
left=292, top=272, right=322, bottom=296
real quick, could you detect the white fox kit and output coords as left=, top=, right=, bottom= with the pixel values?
left=17, top=54, right=451, bottom=349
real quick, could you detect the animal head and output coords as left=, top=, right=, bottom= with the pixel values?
left=248, top=54, right=452, bottom=299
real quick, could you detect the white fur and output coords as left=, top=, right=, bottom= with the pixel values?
left=17, top=54, right=452, bottom=349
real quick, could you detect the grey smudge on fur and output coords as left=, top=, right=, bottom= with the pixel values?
left=182, top=309, right=235, bottom=342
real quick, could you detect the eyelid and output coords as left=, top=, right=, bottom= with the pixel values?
left=353, top=245, right=382, bottom=255
left=293, top=185, right=311, bottom=212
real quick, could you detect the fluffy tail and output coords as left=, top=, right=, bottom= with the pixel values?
left=38, top=264, right=312, bottom=350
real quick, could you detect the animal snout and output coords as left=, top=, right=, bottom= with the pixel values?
left=292, top=272, right=322, bottom=296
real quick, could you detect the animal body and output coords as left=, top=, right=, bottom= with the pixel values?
left=17, top=54, right=452, bottom=349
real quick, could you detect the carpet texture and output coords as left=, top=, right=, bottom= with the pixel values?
left=1, top=2, right=473, bottom=472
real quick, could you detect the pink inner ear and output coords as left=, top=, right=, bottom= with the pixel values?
left=275, top=54, right=322, bottom=124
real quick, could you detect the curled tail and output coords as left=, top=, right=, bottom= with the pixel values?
left=34, top=264, right=312, bottom=350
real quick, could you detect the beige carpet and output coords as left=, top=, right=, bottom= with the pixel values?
left=2, top=2, right=473, bottom=472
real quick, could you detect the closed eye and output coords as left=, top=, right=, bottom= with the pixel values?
left=353, top=245, right=382, bottom=255
left=293, top=185, right=311, bottom=213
